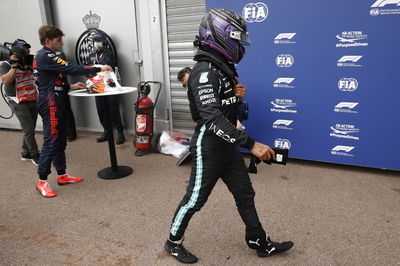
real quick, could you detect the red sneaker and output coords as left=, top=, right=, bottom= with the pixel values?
left=36, top=180, right=57, bottom=198
left=57, top=174, right=84, bottom=185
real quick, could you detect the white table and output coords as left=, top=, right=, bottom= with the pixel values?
left=69, top=87, right=137, bottom=179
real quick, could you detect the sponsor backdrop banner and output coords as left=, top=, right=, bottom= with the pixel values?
left=206, top=0, right=400, bottom=170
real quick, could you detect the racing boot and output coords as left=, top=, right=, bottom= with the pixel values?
left=246, top=229, right=293, bottom=257
left=255, top=236, right=294, bottom=257
left=96, top=131, right=108, bottom=142
left=36, top=180, right=57, bottom=198
left=57, top=174, right=84, bottom=185
left=116, top=131, right=125, bottom=145
left=164, top=238, right=198, bottom=264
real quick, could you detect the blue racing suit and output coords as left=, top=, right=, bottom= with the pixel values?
left=34, top=46, right=100, bottom=179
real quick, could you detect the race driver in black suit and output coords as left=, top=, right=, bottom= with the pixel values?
left=164, top=8, right=294, bottom=264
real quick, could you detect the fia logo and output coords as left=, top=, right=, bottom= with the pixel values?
left=338, top=78, right=358, bottom=92
left=242, top=2, right=269, bottom=23
left=274, top=138, right=291, bottom=150
left=276, top=54, right=294, bottom=67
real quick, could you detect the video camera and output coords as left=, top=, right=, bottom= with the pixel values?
left=0, top=41, right=33, bottom=66
left=0, top=42, right=14, bottom=61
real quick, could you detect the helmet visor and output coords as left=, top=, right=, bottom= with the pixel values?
left=229, top=30, right=250, bottom=46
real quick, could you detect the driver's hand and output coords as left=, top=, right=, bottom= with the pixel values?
left=234, top=84, right=246, bottom=100
left=70, top=82, right=86, bottom=90
left=100, top=64, right=113, bottom=72
left=251, top=141, right=275, bottom=161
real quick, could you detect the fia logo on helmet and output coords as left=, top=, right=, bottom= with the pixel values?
left=242, top=2, right=269, bottom=23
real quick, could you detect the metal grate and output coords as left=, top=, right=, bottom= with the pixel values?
left=165, top=0, right=205, bottom=134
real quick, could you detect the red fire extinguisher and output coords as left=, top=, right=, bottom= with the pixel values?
left=134, top=81, right=162, bottom=156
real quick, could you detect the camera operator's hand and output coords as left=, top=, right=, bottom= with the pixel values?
left=10, top=55, right=20, bottom=67
left=100, top=64, right=113, bottom=72
left=251, top=142, right=275, bottom=161
left=70, top=82, right=86, bottom=90
left=234, top=83, right=246, bottom=100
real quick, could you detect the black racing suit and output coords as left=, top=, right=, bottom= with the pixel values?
left=169, top=50, right=267, bottom=246
left=34, top=46, right=100, bottom=180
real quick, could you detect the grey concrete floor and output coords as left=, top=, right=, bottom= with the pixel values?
left=0, top=130, right=399, bottom=266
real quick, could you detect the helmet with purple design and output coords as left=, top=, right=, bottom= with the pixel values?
left=198, top=8, right=250, bottom=63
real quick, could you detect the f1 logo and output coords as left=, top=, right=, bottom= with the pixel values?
left=274, top=78, right=295, bottom=84
left=273, top=120, right=293, bottom=126
left=338, top=56, right=363, bottom=63
left=332, top=146, right=355, bottom=152
left=371, top=0, right=400, bottom=7
left=335, top=102, right=359, bottom=109
left=275, top=33, right=296, bottom=40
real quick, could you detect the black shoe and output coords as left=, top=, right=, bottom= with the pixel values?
left=256, top=237, right=294, bottom=257
left=21, top=153, right=31, bottom=161
left=21, top=154, right=39, bottom=166
left=164, top=239, right=198, bottom=264
left=31, top=155, right=40, bottom=166
left=96, top=133, right=108, bottom=143
left=67, top=135, right=77, bottom=142
left=116, top=133, right=125, bottom=145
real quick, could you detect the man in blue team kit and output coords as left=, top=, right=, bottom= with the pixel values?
left=34, top=25, right=112, bottom=198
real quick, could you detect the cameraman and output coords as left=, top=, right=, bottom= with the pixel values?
left=0, top=40, right=40, bottom=165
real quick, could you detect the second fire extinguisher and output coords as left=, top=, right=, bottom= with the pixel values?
left=134, top=81, right=162, bottom=156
